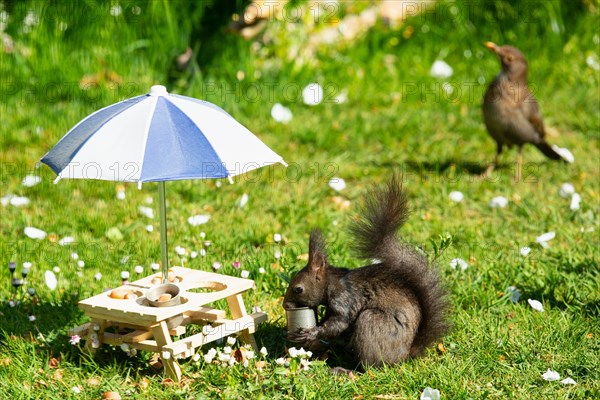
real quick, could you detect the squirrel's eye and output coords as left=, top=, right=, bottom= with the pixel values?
left=294, top=286, right=303, bottom=294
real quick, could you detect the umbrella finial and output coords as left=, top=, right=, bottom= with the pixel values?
left=150, top=85, right=168, bottom=97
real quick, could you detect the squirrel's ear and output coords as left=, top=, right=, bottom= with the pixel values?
left=308, top=229, right=328, bottom=272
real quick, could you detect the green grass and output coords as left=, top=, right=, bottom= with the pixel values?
left=1, top=0, right=599, bottom=398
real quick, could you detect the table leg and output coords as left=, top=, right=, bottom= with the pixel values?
left=85, top=318, right=106, bottom=354
left=226, top=293, right=258, bottom=351
left=151, top=321, right=182, bottom=382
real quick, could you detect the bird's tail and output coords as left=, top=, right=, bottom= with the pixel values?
left=348, top=175, right=451, bottom=356
left=535, top=140, right=563, bottom=160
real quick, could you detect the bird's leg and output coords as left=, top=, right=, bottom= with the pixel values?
left=483, top=143, right=502, bottom=178
left=516, top=145, right=523, bottom=182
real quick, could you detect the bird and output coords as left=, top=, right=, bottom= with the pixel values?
left=482, top=42, right=564, bottom=181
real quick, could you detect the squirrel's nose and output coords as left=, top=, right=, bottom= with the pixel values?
left=282, top=301, right=297, bottom=310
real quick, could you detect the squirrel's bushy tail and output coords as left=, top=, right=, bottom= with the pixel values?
left=349, top=175, right=451, bottom=356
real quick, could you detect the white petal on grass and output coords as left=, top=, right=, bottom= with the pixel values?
left=134, top=265, right=144, bottom=274
left=536, top=231, right=555, bottom=248
left=560, top=377, right=576, bottom=385
left=24, top=226, right=47, bottom=240
left=328, top=177, right=346, bottom=192
left=45, top=270, right=57, bottom=290
left=58, top=236, right=75, bottom=246
left=528, top=299, right=544, bottom=312
left=490, top=196, right=508, bottom=208
left=175, top=246, right=186, bottom=256
left=551, top=145, right=574, bottom=163
left=120, top=271, right=130, bottom=280
left=520, top=247, right=531, bottom=257
left=226, top=336, right=236, bottom=346
left=570, top=193, right=581, bottom=211
left=273, top=233, right=282, bottom=242
left=271, top=103, right=293, bottom=124
left=241, top=270, right=250, bottom=278
left=302, top=83, right=324, bottom=106
left=449, top=191, right=464, bottom=202
left=421, top=387, right=441, bottom=400
left=151, top=263, right=160, bottom=271
left=239, top=193, right=249, bottom=208
left=22, top=174, right=41, bottom=187
left=94, top=272, right=102, bottom=281
left=138, top=206, right=154, bottom=219
left=558, top=183, right=575, bottom=198
left=12, top=196, right=31, bottom=207
left=449, top=258, right=469, bottom=271
left=146, top=224, right=154, bottom=232
left=507, top=286, right=521, bottom=303
left=430, top=60, right=453, bottom=78
left=335, top=88, right=348, bottom=104
left=188, top=214, right=210, bottom=226
left=542, top=369, right=560, bottom=381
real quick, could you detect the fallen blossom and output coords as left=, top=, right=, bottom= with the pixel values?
left=134, top=265, right=144, bottom=274
left=245, top=350, right=255, bottom=360
left=77, top=260, right=85, bottom=268
left=449, top=191, right=464, bottom=202
left=138, top=206, right=154, bottom=219
left=489, top=196, right=508, bottom=208
left=22, top=175, right=41, bottom=187
left=24, top=226, right=47, bottom=240
left=528, top=299, right=544, bottom=312
left=570, top=193, right=581, bottom=211
left=536, top=231, right=555, bottom=248
left=28, top=315, right=36, bottom=322
left=151, top=263, right=160, bottom=271
left=188, top=214, right=210, bottom=226
left=239, top=193, right=249, bottom=207
left=430, top=60, right=453, bottom=78
left=120, top=271, right=130, bottom=280
left=199, top=249, right=206, bottom=257
left=6, top=195, right=30, bottom=207
left=45, top=270, right=57, bottom=290
left=226, top=336, right=236, bottom=346
left=53, top=266, right=60, bottom=273
left=542, top=369, right=560, bottom=381
left=72, top=386, right=82, bottom=394
left=273, top=233, right=282, bottom=242
left=520, top=247, right=531, bottom=257
left=551, top=145, right=574, bottom=163
left=252, top=306, right=262, bottom=313
left=558, top=183, right=575, bottom=198
left=328, top=177, right=346, bottom=192
left=71, top=252, right=79, bottom=260
left=421, top=387, right=441, bottom=400
left=69, top=335, right=81, bottom=345
left=212, top=262, right=222, bottom=271
left=335, top=88, right=348, bottom=104
left=450, top=258, right=469, bottom=271
left=175, top=246, right=186, bottom=256
left=507, top=286, right=521, bottom=303
left=274, top=250, right=282, bottom=259
left=560, top=377, right=576, bottom=385
left=146, top=225, right=154, bottom=232
left=260, top=346, right=268, bottom=356
left=241, top=270, right=250, bottom=278
left=93, top=272, right=102, bottom=281
left=271, top=103, right=293, bottom=124
left=58, top=236, right=75, bottom=246
left=302, top=83, right=324, bottom=106
left=258, top=267, right=266, bottom=274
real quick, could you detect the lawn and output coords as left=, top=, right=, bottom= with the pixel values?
left=1, top=1, right=599, bottom=399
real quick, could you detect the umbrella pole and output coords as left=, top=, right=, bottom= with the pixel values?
left=158, top=181, right=169, bottom=284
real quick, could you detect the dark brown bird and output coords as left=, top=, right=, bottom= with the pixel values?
left=482, top=42, right=563, bottom=181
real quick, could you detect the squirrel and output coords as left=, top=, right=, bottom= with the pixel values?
left=283, top=176, right=451, bottom=367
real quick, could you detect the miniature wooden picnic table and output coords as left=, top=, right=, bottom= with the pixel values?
left=70, top=267, right=267, bottom=382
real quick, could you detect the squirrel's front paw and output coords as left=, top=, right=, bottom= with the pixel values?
left=288, top=327, right=321, bottom=350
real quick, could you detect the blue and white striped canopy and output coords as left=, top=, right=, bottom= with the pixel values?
left=41, top=85, right=286, bottom=182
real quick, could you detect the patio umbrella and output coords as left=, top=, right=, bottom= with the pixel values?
left=41, top=85, right=286, bottom=282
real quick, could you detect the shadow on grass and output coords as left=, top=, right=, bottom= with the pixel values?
left=375, top=159, right=488, bottom=177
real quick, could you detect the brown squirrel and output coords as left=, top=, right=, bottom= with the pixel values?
left=283, top=176, right=451, bottom=366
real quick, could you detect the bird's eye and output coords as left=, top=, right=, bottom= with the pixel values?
left=294, top=286, right=304, bottom=294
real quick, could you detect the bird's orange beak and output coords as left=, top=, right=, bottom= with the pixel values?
left=485, top=41, right=499, bottom=53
